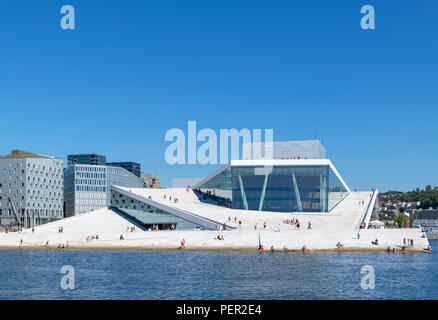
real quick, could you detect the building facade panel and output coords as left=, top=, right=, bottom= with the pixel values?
left=197, top=163, right=349, bottom=213
left=0, top=154, right=63, bottom=226
left=64, top=164, right=144, bottom=217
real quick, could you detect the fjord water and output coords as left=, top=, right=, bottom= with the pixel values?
left=1, top=240, right=437, bottom=300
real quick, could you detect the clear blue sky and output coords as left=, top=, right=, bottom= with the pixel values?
left=0, top=0, right=437, bottom=191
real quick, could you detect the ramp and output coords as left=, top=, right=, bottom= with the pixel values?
left=111, top=186, right=232, bottom=230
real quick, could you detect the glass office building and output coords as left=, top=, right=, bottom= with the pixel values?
left=64, top=164, right=144, bottom=217
left=67, top=153, right=106, bottom=166
left=106, top=162, right=141, bottom=177
left=196, top=160, right=350, bottom=213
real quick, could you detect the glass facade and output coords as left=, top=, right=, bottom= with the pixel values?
left=107, top=162, right=141, bottom=177
left=67, top=154, right=106, bottom=166
left=64, top=164, right=144, bottom=217
left=111, top=190, right=201, bottom=230
left=198, top=165, right=348, bottom=213
left=198, top=167, right=232, bottom=207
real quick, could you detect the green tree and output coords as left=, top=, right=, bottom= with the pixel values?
left=394, top=213, right=408, bottom=228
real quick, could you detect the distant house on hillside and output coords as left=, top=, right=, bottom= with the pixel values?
left=412, top=209, right=438, bottom=239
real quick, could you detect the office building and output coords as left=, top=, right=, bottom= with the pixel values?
left=67, top=154, right=106, bottom=166
left=0, top=150, right=63, bottom=226
left=141, top=173, right=161, bottom=188
left=106, top=162, right=141, bottom=177
left=64, top=163, right=144, bottom=217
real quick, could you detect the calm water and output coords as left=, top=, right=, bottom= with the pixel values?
left=1, top=240, right=437, bottom=300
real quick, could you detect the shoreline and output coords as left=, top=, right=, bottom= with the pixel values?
left=0, top=244, right=431, bottom=253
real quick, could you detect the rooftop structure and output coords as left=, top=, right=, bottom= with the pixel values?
left=242, top=140, right=326, bottom=160
left=107, top=162, right=141, bottom=177
left=0, top=150, right=51, bottom=159
left=67, top=153, right=106, bottom=166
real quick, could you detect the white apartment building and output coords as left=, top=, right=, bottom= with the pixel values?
left=0, top=150, right=64, bottom=227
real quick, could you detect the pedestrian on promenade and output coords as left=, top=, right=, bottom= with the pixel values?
left=357, top=230, right=360, bottom=239
left=307, top=222, right=312, bottom=230
left=263, top=222, right=267, bottom=230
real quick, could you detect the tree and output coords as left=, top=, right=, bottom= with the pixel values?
left=394, top=213, right=408, bottom=228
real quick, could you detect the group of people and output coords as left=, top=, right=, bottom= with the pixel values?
left=215, top=235, right=225, bottom=240
left=228, top=216, right=238, bottom=223
left=57, top=242, right=69, bottom=249
left=283, top=218, right=301, bottom=230
left=266, top=245, right=307, bottom=252
left=163, top=194, right=179, bottom=204
left=85, top=235, right=99, bottom=241
left=403, top=238, right=414, bottom=246
left=41, top=240, right=69, bottom=249
left=126, top=226, right=137, bottom=232
left=0, top=225, right=20, bottom=233
left=58, top=226, right=64, bottom=233
left=336, top=242, right=344, bottom=248
left=252, top=222, right=267, bottom=230
left=371, top=239, right=379, bottom=245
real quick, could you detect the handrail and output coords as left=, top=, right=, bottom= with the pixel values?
left=359, top=189, right=379, bottom=229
